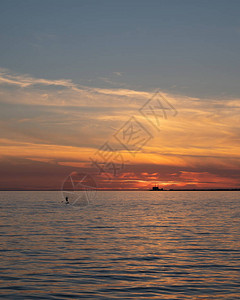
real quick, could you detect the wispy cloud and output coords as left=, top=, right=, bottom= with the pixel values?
left=113, top=72, right=122, bottom=76
left=0, top=68, right=239, bottom=189
left=0, top=67, right=77, bottom=89
left=0, top=68, right=153, bottom=108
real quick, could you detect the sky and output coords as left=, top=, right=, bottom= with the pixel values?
left=0, top=0, right=239, bottom=190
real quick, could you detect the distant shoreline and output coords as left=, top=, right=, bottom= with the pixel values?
left=0, top=189, right=239, bottom=192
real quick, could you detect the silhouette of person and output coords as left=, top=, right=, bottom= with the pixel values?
left=65, top=197, right=69, bottom=204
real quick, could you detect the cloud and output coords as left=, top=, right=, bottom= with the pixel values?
left=0, top=68, right=239, bottom=189
left=0, top=67, right=77, bottom=89
left=113, top=72, right=122, bottom=76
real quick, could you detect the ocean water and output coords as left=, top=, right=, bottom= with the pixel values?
left=0, top=191, right=239, bottom=299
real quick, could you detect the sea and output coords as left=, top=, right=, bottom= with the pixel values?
left=0, top=191, right=239, bottom=299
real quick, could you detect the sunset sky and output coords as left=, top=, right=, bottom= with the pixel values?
left=0, top=0, right=239, bottom=190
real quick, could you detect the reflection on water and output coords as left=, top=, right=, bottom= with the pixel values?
left=0, top=191, right=239, bottom=299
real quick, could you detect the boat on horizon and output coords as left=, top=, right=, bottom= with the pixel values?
left=150, top=186, right=163, bottom=191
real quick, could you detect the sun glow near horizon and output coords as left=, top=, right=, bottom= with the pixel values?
left=0, top=69, right=239, bottom=190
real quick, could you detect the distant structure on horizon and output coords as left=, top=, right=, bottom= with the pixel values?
left=151, top=186, right=163, bottom=191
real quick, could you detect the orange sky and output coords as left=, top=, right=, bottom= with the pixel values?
left=0, top=70, right=239, bottom=190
